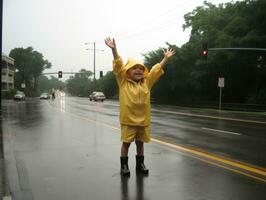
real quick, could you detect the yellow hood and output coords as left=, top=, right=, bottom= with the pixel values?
left=124, top=58, right=149, bottom=77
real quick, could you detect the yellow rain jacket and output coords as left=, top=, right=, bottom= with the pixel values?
left=113, top=57, right=164, bottom=126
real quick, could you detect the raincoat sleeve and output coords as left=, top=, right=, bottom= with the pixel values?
left=146, top=63, right=164, bottom=89
left=113, top=57, right=124, bottom=86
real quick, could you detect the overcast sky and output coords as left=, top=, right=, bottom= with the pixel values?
left=3, top=0, right=238, bottom=80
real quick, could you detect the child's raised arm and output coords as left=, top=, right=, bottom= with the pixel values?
left=159, top=48, right=176, bottom=68
left=105, top=37, right=119, bottom=59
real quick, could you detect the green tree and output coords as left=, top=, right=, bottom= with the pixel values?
left=38, top=75, right=65, bottom=94
left=143, top=0, right=266, bottom=106
left=182, top=0, right=266, bottom=104
left=66, top=69, right=93, bottom=96
left=9, top=47, right=51, bottom=96
left=95, top=71, right=117, bottom=98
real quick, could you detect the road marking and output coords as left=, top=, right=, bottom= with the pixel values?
left=48, top=101, right=266, bottom=182
left=184, top=151, right=266, bottom=183
left=97, top=103, right=266, bottom=124
left=201, top=127, right=241, bottom=136
left=152, top=109, right=266, bottom=124
left=151, top=138, right=266, bottom=181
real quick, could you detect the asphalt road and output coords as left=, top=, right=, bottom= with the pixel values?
left=1, top=97, right=266, bottom=200
left=56, top=97, right=266, bottom=168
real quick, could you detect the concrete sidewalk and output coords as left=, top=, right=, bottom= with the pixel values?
left=1, top=114, right=11, bottom=199
left=1, top=149, right=11, bottom=199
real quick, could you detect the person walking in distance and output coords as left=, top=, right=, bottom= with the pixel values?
left=52, top=88, right=55, bottom=100
left=105, top=37, right=175, bottom=176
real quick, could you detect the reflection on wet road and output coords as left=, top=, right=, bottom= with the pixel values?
left=48, top=97, right=266, bottom=168
left=1, top=97, right=266, bottom=200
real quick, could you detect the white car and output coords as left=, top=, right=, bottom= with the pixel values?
left=89, top=91, right=106, bottom=102
left=40, top=93, right=50, bottom=100
left=14, top=91, right=26, bottom=101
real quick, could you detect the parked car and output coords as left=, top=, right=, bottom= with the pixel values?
left=89, top=91, right=106, bottom=102
left=13, top=91, right=26, bottom=101
left=40, top=93, right=50, bottom=100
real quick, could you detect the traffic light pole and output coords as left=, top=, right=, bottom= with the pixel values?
left=209, top=47, right=266, bottom=51
left=201, top=46, right=266, bottom=59
left=41, top=72, right=92, bottom=76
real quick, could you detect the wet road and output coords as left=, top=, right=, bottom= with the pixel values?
left=46, top=96, right=266, bottom=168
left=1, top=97, right=266, bottom=200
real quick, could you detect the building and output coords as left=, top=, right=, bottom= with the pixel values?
left=1, top=54, right=15, bottom=91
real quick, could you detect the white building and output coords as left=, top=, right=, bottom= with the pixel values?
left=2, top=54, right=15, bottom=91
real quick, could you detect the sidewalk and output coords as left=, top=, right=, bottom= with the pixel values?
left=0, top=151, right=11, bottom=199
left=1, top=113, right=11, bottom=200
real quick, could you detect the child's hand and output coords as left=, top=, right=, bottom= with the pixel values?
left=163, top=48, right=176, bottom=59
left=105, top=37, right=116, bottom=49
left=159, top=48, right=176, bottom=67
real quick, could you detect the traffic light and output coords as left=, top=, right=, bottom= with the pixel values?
left=257, top=56, right=264, bottom=68
left=58, top=71, right=62, bottom=78
left=100, top=71, right=103, bottom=78
left=201, top=43, right=208, bottom=58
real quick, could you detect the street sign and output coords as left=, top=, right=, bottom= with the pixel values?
left=218, top=77, right=224, bottom=88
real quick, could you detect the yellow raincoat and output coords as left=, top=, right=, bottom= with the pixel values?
left=113, top=57, right=164, bottom=127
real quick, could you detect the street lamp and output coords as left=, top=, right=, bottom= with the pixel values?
left=85, top=42, right=104, bottom=85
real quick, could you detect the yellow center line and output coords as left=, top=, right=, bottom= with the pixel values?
left=48, top=101, right=266, bottom=182
left=181, top=151, right=266, bottom=183
left=151, top=138, right=266, bottom=177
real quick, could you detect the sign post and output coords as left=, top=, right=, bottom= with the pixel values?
left=218, top=77, right=224, bottom=110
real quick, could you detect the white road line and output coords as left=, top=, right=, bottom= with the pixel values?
left=152, top=108, right=266, bottom=124
left=201, top=127, right=242, bottom=136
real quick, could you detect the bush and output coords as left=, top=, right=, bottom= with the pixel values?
left=1, top=89, right=17, bottom=99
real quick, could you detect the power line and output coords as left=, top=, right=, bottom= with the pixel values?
left=116, top=18, right=181, bottom=41
left=94, top=0, right=199, bottom=43
left=125, top=0, right=198, bottom=31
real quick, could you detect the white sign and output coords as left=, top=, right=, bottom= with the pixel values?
left=21, top=83, right=26, bottom=88
left=218, top=77, right=224, bottom=88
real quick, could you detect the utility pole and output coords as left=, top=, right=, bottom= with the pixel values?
left=93, top=42, right=96, bottom=82
left=85, top=42, right=104, bottom=89
left=0, top=0, right=2, bottom=111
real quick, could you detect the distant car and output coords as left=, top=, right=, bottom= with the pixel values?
left=14, top=91, right=26, bottom=101
left=89, top=91, right=106, bottom=102
left=40, top=93, right=50, bottom=100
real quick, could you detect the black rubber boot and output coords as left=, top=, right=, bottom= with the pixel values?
left=120, top=156, right=130, bottom=176
left=136, top=155, right=149, bottom=175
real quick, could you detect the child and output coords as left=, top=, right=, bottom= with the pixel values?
left=105, top=37, right=175, bottom=176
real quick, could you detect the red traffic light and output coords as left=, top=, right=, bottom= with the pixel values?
left=202, top=50, right=208, bottom=56
left=201, top=43, right=208, bottom=58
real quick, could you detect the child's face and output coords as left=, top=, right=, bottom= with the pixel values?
left=127, top=65, right=144, bottom=82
